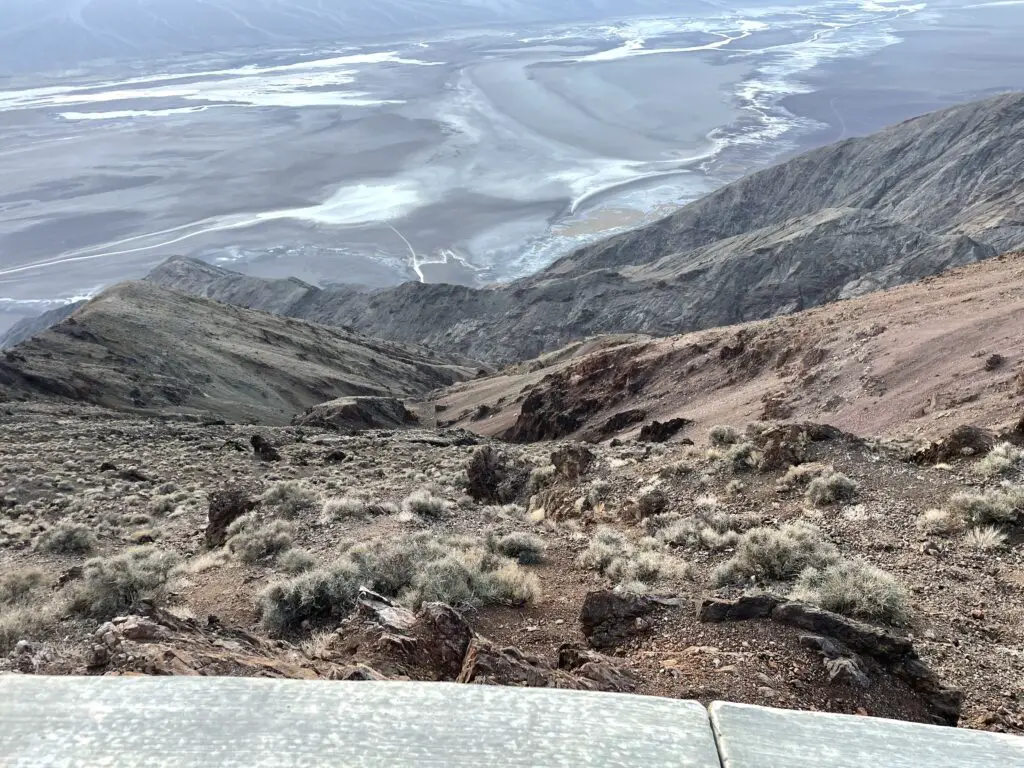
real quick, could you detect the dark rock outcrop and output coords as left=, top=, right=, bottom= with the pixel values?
left=698, top=596, right=963, bottom=725
left=292, top=397, right=419, bottom=432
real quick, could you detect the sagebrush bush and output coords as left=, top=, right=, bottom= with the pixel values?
left=34, top=520, right=97, bottom=555
left=709, top=425, right=741, bottom=447
left=974, top=442, right=1024, bottom=479
left=724, top=442, right=761, bottom=473
left=0, top=602, right=63, bottom=654
left=790, top=559, right=911, bottom=626
left=226, top=518, right=296, bottom=564
left=67, top=547, right=181, bottom=619
left=712, top=522, right=838, bottom=586
left=260, top=481, right=320, bottom=518
left=488, top=531, right=546, bottom=564
left=322, top=496, right=368, bottom=520
left=258, top=531, right=539, bottom=633
left=529, top=465, right=556, bottom=494
left=964, top=525, right=1008, bottom=551
left=0, top=567, right=45, bottom=605
left=916, top=508, right=964, bottom=536
left=805, top=472, right=859, bottom=507
left=579, top=527, right=692, bottom=586
left=401, top=489, right=447, bottom=519
left=947, top=487, right=1024, bottom=526
left=777, top=462, right=830, bottom=490
left=278, top=548, right=316, bottom=574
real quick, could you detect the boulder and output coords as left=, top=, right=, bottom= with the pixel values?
left=205, top=485, right=258, bottom=549
left=551, top=444, right=596, bottom=482
left=699, top=594, right=786, bottom=622
left=250, top=434, right=281, bottom=462
left=912, top=425, right=995, bottom=464
left=292, top=397, right=418, bottom=432
left=579, top=590, right=657, bottom=649
left=638, top=418, right=692, bottom=443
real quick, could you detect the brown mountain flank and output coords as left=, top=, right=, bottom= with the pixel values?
left=435, top=251, right=1024, bottom=443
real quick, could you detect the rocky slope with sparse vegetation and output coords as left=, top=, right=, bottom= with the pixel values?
left=1, top=400, right=1022, bottom=732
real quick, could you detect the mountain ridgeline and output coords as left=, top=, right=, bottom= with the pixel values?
left=143, top=92, right=1024, bottom=364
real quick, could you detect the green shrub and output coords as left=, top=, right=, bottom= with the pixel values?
left=974, top=442, right=1024, bottom=479
left=260, top=481, right=320, bottom=518
left=402, top=489, right=447, bottom=519
left=0, top=568, right=46, bottom=605
left=279, top=548, right=316, bottom=574
left=258, top=531, right=539, bottom=633
left=948, top=487, right=1024, bottom=526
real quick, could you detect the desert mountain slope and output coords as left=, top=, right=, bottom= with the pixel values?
left=0, top=281, right=475, bottom=424
left=435, top=251, right=1024, bottom=443
left=145, top=93, right=1024, bottom=363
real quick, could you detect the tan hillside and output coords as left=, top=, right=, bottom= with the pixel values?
left=435, top=252, right=1024, bottom=443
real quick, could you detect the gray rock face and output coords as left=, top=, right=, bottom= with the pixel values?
left=142, top=93, right=1024, bottom=364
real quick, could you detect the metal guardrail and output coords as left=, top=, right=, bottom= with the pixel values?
left=1, top=677, right=1022, bottom=767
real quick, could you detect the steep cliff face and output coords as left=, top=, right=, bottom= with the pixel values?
left=135, top=92, right=1024, bottom=362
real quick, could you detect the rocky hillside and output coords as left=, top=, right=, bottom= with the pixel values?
left=0, top=281, right=475, bottom=425
left=2, top=404, right=1022, bottom=732
left=145, top=92, right=1024, bottom=363
left=434, top=251, right=1024, bottom=444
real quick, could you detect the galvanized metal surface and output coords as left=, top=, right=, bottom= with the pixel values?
left=710, top=702, right=1024, bottom=768
left=0, top=676, right=721, bottom=768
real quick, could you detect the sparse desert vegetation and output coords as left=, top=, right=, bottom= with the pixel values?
left=0, top=406, right=1022, bottom=731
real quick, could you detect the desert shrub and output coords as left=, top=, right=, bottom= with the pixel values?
left=226, top=518, right=296, bottom=564
left=258, top=531, right=539, bottom=633
left=791, top=559, right=910, bottom=626
left=916, top=508, right=964, bottom=536
left=67, top=547, right=181, bottom=619
left=0, top=602, right=63, bottom=654
left=709, top=425, right=741, bottom=447
left=975, top=442, right=1024, bottom=479
left=579, top=527, right=692, bottom=586
left=529, top=465, right=556, bottom=494
left=34, top=520, right=97, bottom=555
left=322, top=496, right=368, bottom=520
left=777, top=462, right=830, bottom=491
left=724, top=442, right=760, bottom=472
left=258, top=562, right=362, bottom=633
left=465, top=445, right=530, bottom=504
left=805, top=472, right=859, bottom=507
left=948, top=488, right=1024, bottom=526
left=401, top=489, right=447, bottom=519
left=260, top=481, right=319, bottom=518
left=488, top=531, right=546, bottom=564
left=578, top=527, right=630, bottom=573
left=712, top=522, right=839, bottom=586
left=656, top=503, right=747, bottom=551
left=0, top=567, right=45, bottom=605
left=279, top=548, right=316, bottom=574
left=964, top=525, right=1008, bottom=551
